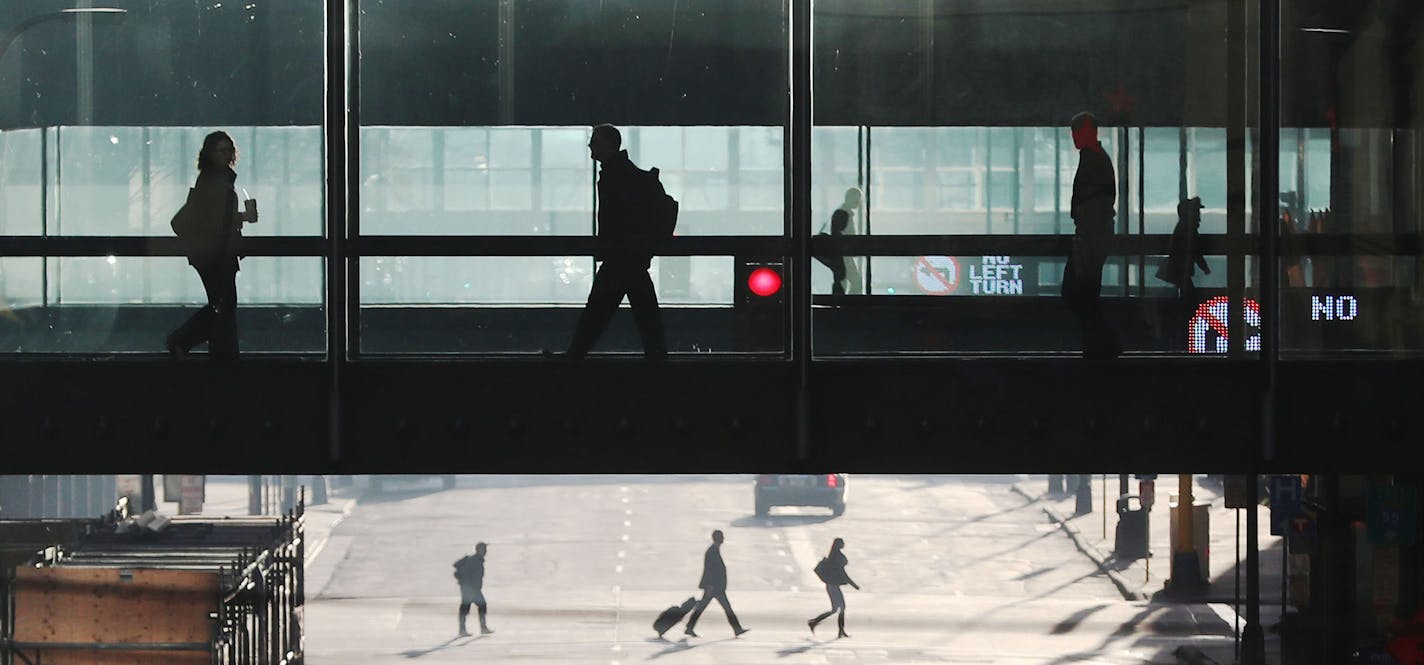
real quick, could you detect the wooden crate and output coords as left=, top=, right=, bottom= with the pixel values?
left=12, top=567, right=217, bottom=665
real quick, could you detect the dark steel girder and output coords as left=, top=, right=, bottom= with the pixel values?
left=0, top=358, right=1416, bottom=474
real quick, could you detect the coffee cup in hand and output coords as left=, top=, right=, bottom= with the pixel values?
left=243, top=197, right=258, bottom=223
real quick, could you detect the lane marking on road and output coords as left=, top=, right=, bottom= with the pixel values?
left=783, top=526, right=821, bottom=588
left=618, top=550, right=626, bottom=559
left=624, top=520, right=632, bottom=527
left=615, top=565, right=623, bottom=574
left=304, top=497, right=358, bottom=566
left=621, top=534, right=630, bottom=542
left=624, top=509, right=633, bottom=516
left=621, top=497, right=629, bottom=504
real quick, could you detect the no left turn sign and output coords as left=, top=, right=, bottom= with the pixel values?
left=915, top=256, right=960, bottom=295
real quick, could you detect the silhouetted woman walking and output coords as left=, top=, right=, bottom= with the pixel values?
left=808, top=537, right=859, bottom=638
left=166, top=131, right=256, bottom=360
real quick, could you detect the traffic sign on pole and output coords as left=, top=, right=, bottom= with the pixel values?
left=1369, top=485, right=1418, bottom=546
left=1269, top=475, right=1302, bottom=536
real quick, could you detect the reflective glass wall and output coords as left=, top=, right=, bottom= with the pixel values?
left=1278, top=0, right=1424, bottom=355
left=356, top=1, right=788, bottom=354
left=0, top=2, right=326, bottom=354
left=2, top=0, right=1421, bottom=358
left=810, top=1, right=1263, bottom=355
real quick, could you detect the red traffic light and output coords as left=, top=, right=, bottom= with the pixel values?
left=747, top=267, right=782, bottom=297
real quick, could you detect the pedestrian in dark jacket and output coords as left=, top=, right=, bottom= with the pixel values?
left=559, top=124, right=667, bottom=361
left=684, top=530, right=748, bottom=637
left=454, top=542, right=493, bottom=636
left=1061, top=112, right=1121, bottom=360
left=165, top=130, right=257, bottom=360
left=808, top=537, right=859, bottom=638
left=1157, top=196, right=1211, bottom=293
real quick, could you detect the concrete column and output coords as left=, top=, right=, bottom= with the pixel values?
left=41, top=475, right=59, bottom=517
left=0, top=475, right=31, bottom=518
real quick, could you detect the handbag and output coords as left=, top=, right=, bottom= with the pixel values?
left=169, top=187, right=202, bottom=240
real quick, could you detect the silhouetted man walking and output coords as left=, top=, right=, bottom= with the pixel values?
left=561, top=124, right=667, bottom=360
left=684, top=530, right=748, bottom=638
left=453, top=543, right=493, bottom=636
left=1062, top=112, right=1121, bottom=360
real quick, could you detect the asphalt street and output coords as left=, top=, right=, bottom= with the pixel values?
left=305, top=475, right=1241, bottom=664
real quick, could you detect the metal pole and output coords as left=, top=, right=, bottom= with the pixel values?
left=1137, top=126, right=1146, bottom=296
left=1236, top=506, right=1242, bottom=663
left=325, top=0, right=352, bottom=466
left=1243, top=474, right=1265, bottom=664
left=1258, top=0, right=1280, bottom=462
left=791, top=0, right=811, bottom=460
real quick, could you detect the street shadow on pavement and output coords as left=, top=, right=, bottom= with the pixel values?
left=926, top=495, right=1039, bottom=537
left=398, top=634, right=487, bottom=658
left=959, top=529, right=1058, bottom=567
left=729, top=514, right=838, bottom=528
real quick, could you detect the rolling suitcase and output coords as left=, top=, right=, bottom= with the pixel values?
left=653, top=597, right=697, bottom=637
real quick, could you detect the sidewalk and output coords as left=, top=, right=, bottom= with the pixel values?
left=1011, top=475, right=1285, bottom=605
left=153, top=474, right=359, bottom=596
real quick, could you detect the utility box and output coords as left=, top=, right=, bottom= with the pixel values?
left=11, top=567, right=217, bottom=664
left=1168, top=494, right=1212, bottom=581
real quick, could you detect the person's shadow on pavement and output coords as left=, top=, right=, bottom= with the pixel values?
left=648, top=636, right=736, bottom=659
left=777, top=639, right=834, bottom=657
left=398, top=633, right=487, bottom=658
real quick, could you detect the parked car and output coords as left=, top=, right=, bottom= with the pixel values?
left=754, top=474, right=846, bottom=516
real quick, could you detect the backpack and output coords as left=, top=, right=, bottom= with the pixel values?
left=639, top=167, right=679, bottom=237
left=813, top=557, right=834, bottom=584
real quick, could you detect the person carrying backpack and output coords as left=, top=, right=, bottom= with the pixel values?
left=808, top=537, right=859, bottom=638
left=554, top=124, right=674, bottom=361
left=453, top=543, right=493, bottom=637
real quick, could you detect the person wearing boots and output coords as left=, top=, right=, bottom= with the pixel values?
left=684, top=530, right=749, bottom=638
left=808, top=537, right=859, bottom=638
left=453, top=543, right=494, bottom=636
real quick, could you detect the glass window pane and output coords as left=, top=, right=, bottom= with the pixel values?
left=817, top=0, right=1258, bottom=356
left=358, top=256, right=748, bottom=355
left=1, top=257, right=323, bottom=354
left=0, top=129, right=43, bottom=235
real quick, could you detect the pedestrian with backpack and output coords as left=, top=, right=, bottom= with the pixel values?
left=453, top=543, right=494, bottom=637
left=808, top=537, right=859, bottom=638
left=554, top=124, right=675, bottom=361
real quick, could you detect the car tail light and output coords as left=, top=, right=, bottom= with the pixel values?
left=757, top=475, right=775, bottom=486
left=825, top=474, right=839, bottom=488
